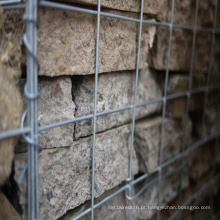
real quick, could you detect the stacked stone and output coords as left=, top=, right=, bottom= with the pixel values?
left=2, top=0, right=220, bottom=219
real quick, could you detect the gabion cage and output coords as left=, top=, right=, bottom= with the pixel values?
left=0, top=0, right=220, bottom=220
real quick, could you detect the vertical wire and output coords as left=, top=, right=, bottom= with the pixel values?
left=127, top=0, right=144, bottom=219
left=157, top=0, right=175, bottom=219
left=195, top=0, right=219, bottom=207
left=25, top=0, right=39, bottom=218
left=91, top=0, right=101, bottom=219
left=178, top=0, right=200, bottom=212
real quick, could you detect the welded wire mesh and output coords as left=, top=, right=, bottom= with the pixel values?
left=0, top=0, right=220, bottom=220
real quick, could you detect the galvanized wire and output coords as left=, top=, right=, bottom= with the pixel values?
left=0, top=0, right=220, bottom=219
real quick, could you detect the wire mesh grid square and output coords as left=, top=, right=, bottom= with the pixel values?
left=0, top=0, right=220, bottom=219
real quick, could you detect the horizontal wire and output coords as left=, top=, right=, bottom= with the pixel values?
left=3, top=80, right=217, bottom=140
left=0, top=0, right=23, bottom=5
left=1, top=0, right=220, bottom=34
left=71, top=148, right=220, bottom=220
left=38, top=1, right=220, bottom=33
left=125, top=152, right=196, bottom=201
left=38, top=83, right=220, bottom=133
left=0, top=127, right=30, bottom=140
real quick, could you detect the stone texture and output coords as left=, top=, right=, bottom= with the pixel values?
left=0, top=190, right=21, bottom=220
left=38, top=8, right=155, bottom=76
left=73, top=68, right=162, bottom=139
left=14, top=124, right=138, bottom=220
left=59, top=185, right=129, bottom=220
left=150, top=27, right=211, bottom=71
left=71, top=0, right=165, bottom=15
left=0, top=7, right=23, bottom=185
left=134, top=116, right=192, bottom=173
left=17, top=77, right=75, bottom=152
left=17, top=68, right=162, bottom=152
left=131, top=166, right=189, bottom=220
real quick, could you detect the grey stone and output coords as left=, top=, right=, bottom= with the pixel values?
left=14, top=124, right=138, bottom=220
left=73, top=68, right=162, bottom=139
left=38, top=8, right=156, bottom=76
left=17, top=77, right=75, bottom=152
left=17, top=68, right=162, bottom=151
left=134, top=116, right=192, bottom=173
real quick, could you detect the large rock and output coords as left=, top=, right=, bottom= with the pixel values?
left=17, top=68, right=162, bottom=152
left=70, top=0, right=165, bottom=15
left=14, top=124, right=138, bottom=220
left=73, top=68, right=162, bottom=139
left=0, top=7, right=23, bottom=185
left=134, top=116, right=192, bottom=173
left=150, top=27, right=212, bottom=71
left=38, top=8, right=155, bottom=76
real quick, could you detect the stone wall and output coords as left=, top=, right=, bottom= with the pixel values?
left=1, top=1, right=220, bottom=220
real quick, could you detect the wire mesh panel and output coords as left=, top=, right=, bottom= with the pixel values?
left=0, top=0, right=220, bottom=220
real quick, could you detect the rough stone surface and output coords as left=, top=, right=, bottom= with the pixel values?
left=150, top=28, right=211, bottom=71
left=38, top=8, right=155, bottom=76
left=59, top=185, right=128, bottom=220
left=0, top=190, right=21, bottom=220
left=0, top=7, right=23, bottom=185
left=134, top=116, right=192, bottom=173
left=131, top=167, right=189, bottom=220
left=73, top=68, right=162, bottom=139
left=71, top=0, right=165, bottom=15
left=17, top=77, right=75, bottom=152
left=17, top=68, right=162, bottom=152
left=14, top=124, right=138, bottom=220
